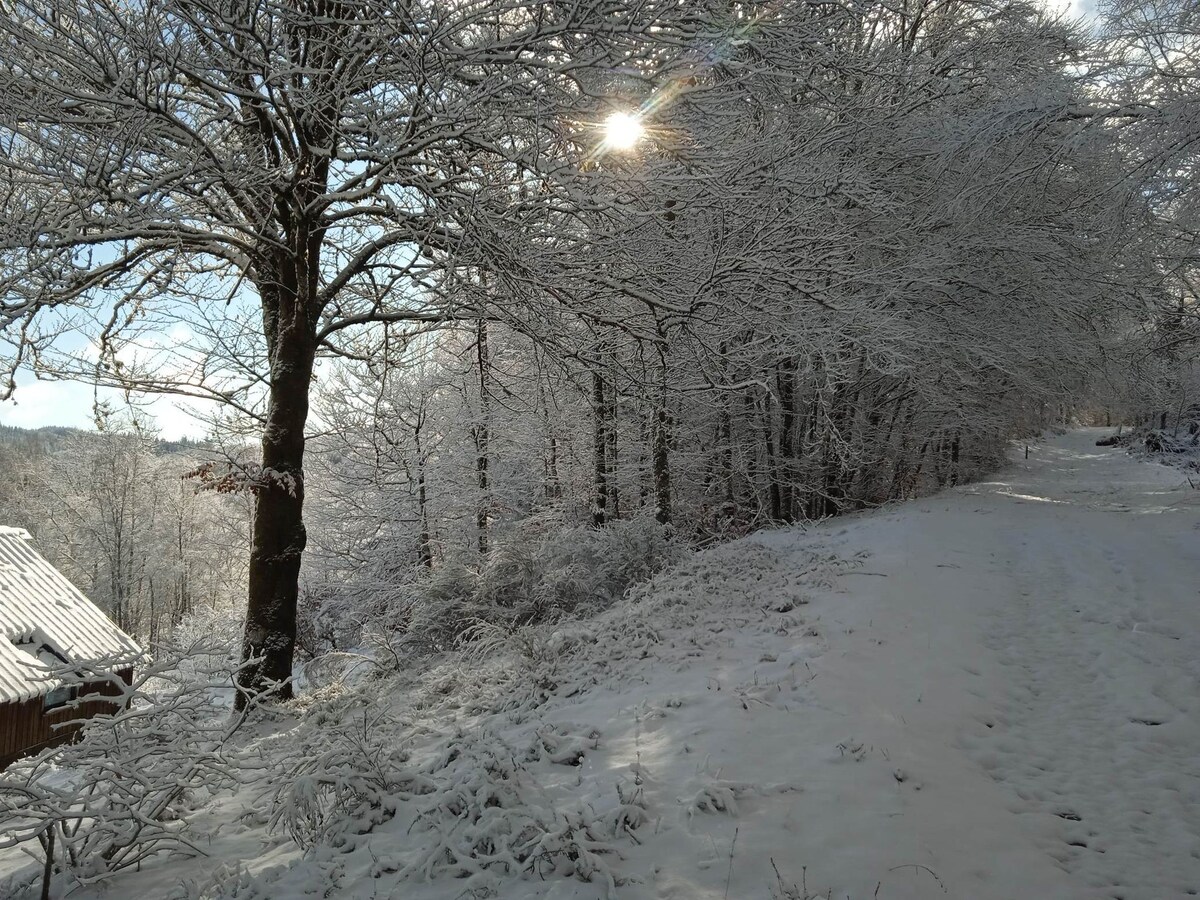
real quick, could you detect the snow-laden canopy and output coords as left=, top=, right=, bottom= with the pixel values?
left=0, top=527, right=142, bottom=703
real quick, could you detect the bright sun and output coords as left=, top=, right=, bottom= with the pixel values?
left=603, top=112, right=644, bottom=151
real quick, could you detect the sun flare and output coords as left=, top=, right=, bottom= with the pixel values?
left=603, top=112, right=644, bottom=151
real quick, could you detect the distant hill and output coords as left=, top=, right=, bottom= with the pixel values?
left=0, top=424, right=86, bottom=454
left=0, top=423, right=212, bottom=456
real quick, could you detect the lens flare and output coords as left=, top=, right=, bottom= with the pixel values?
left=603, top=112, right=644, bottom=151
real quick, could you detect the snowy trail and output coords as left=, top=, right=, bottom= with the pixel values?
left=9, top=429, right=1199, bottom=900
left=783, top=428, right=1200, bottom=900
left=969, top=433, right=1200, bottom=898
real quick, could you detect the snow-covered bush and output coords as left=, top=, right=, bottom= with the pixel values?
left=1140, top=429, right=1200, bottom=455
left=381, top=730, right=627, bottom=896
left=419, top=516, right=686, bottom=646
left=264, top=703, right=634, bottom=896
left=1101, top=413, right=1200, bottom=474
left=267, top=705, right=419, bottom=850
left=169, top=536, right=846, bottom=900
left=0, top=642, right=256, bottom=898
left=253, top=541, right=833, bottom=895
left=294, top=580, right=385, bottom=660
left=340, top=516, right=688, bottom=667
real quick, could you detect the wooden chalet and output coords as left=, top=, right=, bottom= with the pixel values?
left=0, top=527, right=142, bottom=768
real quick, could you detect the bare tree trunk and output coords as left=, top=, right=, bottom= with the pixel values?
left=721, top=407, right=735, bottom=507
left=720, top=344, right=735, bottom=507
left=414, top=423, right=433, bottom=569
left=39, top=827, right=54, bottom=900
left=474, top=318, right=491, bottom=554
left=777, top=361, right=797, bottom=523
left=606, top=391, right=620, bottom=520
left=546, top=435, right=561, bottom=501
left=592, top=364, right=608, bottom=527
left=758, top=393, right=782, bottom=521
left=538, top=374, right=562, bottom=503
left=742, top=389, right=764, bottom=515
left=176, top=482, right=191, bottom=624
left=652, top=402, right=672, bottom=526
left=238, top=281, right=316, bottom=708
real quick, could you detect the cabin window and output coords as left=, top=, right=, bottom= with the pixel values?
left=43, top=684, right=75, bottom=711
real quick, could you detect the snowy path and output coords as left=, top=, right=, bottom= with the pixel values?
left=780, top=428, right=1200, bottom=899
left=969, top=433, right=1200, bottom=898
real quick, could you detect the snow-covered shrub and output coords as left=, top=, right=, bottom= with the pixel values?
left=1136, top=428, right=1200, bottom=456
left=317, top=516, right=687, bottom=672
left=264, top=704, right=633, bottom=896
left=170, top=864, right=269, bottom=900
left=267, top=705, right=421, bottom=850
left=1106, top=416, right=1200, bottom=474
left=294, top=579, right=387, bottom=660
left=167, top=862, right=316, bottom=900
left=169, top=608, right=245, bottom=690
left=390, top=731, right=626, bottom=896
left=0, top=642, right=256, bottom=898
left=393, top=515, right=688, bottom=656
left=199, top=536, right=846, bottom=900
left=295, top=582, right=341, bottom=659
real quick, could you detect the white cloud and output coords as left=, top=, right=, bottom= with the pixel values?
left=1, top=380, right=101, bottom=431
left=0, top=378, right=210, bottom=441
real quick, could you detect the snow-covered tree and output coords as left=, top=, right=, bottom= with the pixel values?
left=0, top=0, right=708, bottom=701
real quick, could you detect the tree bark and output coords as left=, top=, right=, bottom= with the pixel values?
left=237, top=282, right=316, bottom=708
left=592, top=365, right=608, bottom=527
left=652, top=402, right=672, bottom=526
left=777, top=361, right=797, bottom=523
left=40, top=827, right=54, bottom=900
left=414, top=421, right=433, bottom=569
left=758, top=393, right=782, bottom=521
left=474, top=318, right=491, bottom=554
left=606, top=392, right=620, bottom=520
left=546, top=434, right=561, bottom=502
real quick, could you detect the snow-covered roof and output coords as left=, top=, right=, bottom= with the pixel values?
left=0, top=526, right=143, bottom=703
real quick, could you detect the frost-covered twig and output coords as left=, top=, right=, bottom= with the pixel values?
left=0, top=640, right=262, bottom=896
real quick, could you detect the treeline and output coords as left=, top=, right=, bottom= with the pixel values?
left=300, top=0, right=1149, bottom=601
left=0, top=429, right=249, bottom=641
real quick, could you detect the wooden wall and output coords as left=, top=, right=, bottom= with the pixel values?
left=0, top=668, right=133, bottom=769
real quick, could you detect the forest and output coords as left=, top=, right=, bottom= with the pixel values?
left=0, top=0, right=1198, bottom=897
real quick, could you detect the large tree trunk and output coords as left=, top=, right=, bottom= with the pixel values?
left=592, top=365, right=608, bottom=527
left=237, top=283, right=316, bottom=709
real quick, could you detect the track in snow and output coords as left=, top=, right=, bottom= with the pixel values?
left=806, top=428, right=1200, bottom=900
left=962, top=432, right=1200, bottom=899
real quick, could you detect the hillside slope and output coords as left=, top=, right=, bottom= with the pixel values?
left=8, top=428, right=1199, bottom=900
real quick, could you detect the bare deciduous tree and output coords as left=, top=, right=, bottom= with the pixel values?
left=0, top=0, right=699, bottom=702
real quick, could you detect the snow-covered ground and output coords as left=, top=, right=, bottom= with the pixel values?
left=6, top=428, right=1200, bottom=900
